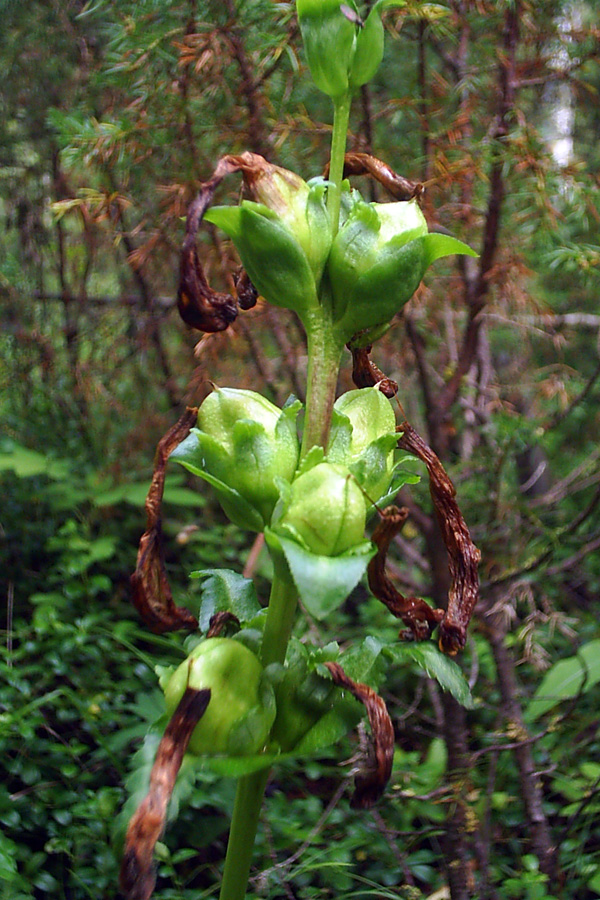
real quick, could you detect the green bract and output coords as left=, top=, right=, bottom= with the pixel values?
left=205, top=164, right=331, bottom=317
left=171, top=388, right=301, bottom=531
left=328, top=197, right=478, bottom=340
left=296, top=0, right=404, bottom=98
left=274, top=461, right=366, bottom=556
left=327, top=387, right=398, bottom=502
left=163, top=638, right=276, bottom=756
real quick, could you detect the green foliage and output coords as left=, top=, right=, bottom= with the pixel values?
left=0, top=610, right=169, bottom=898
left=266, top=531, right=375, bottom=618
left=385, top=643, right=475, bottom=709
left=525, top=639, right=600, bottom=722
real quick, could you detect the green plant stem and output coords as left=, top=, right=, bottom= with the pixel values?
left=300, top=310, right=344, bottom=458
left=327, top=91, right=352, bottom=238
left=260, top=552, right=299, bottom=666
left=218, top=558, right=298, bottom=900
left=218, top=767, right=270, bottom=900
left=218, top=93, right=353, bottom=900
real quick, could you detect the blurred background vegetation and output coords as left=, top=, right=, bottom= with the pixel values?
left=1, top=1, right=599, bottom=898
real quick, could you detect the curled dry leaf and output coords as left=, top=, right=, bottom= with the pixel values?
left=178, top=239, right=239, bottom=332
left=130, top=408, right=199, bottom=633
left=178, top=151, right=291, bottom=332
left=325, top=152, right=424, bottom=201
left=233, top=267, right=259, bottom=310
left=325, top=662, right=394, bottom=809
left=368, top=505, right=444, bottom=641
left=206, top=610, right=241, bottom=638
left=120, top=687, right=211, bottom=900
left=178, top=160, right=239, bottom=333
left=397, top=421, right=481, bottom=654
left=347, top=342, right=398, bottom=397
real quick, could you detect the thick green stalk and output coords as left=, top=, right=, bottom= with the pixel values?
left=326, top=91, right=352, bottom=238
left=260, top=552, right=299, bottom=666
left=218, top=558, right=298, bottom=900
left=218, top=768, right=270, bottom=900
left=300, top=309, right=344, bottom=458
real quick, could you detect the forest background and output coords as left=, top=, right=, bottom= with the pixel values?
left=1, top=1, right=599, bottom=899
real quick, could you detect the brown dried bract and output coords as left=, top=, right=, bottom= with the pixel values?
left=178, top=152, right=275, bottom=333
left=325, top=152, right=424, bottom=201
left=120, top=687, right=211, bottom=900
left=130, top=408, right=199, bottom=633
left=206, top=610, right=241, bottom=638
left=178, top=240, right=238, bottom=332
left=397, top=422, right=481, bottom=654
left=325, top=662, right=394, bottom=809
left=233, top=267, right=258, bottom=310
left=348, top=343, right=398, bottom=398
left=368, top=506, right=444, bottom=641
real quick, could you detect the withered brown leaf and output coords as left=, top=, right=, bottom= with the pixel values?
left=325, top=662, right=394, bottom=809
left=233, top=267, right=258, bottom=310
left=179, top=151, right=312, bottom=332
left=347, top=343, right=398, bottom=398
left=130, top=408, right=199, bottom=633
left=397, top=422, right=481, bottom=654
left=325, top=152, right=424, bottom=201
left=206, top=610, right=241, bottom=638
left=368, top=505, right=444, bottom=641
left=120, top=688, right=211, bottom=900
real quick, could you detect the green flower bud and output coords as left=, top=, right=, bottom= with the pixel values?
left=164, top=638, right=276, bottom=756
left=205, top=164, right=331, bottom=316
left=334, top=387, right=396, bottom=457
left=296, top=0, right=402, bottom=98
left=328, top=197, right=478, bottom=340
left=241, top=163, right=332, bottom=281
left=296, top=0, right=358, bottom=98
left=328, top=388, right=398, bottom=502
left=171, top=388, right=301, bottom=530
left=275, top=461, right=366, bottom=556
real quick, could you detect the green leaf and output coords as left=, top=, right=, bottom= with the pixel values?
left=325, top=406, right=353, bottom=463
left=368, top=456, right=421, bottom=514
left=421, top=232, right=479, bottom=269
left=296, top=444, right=326, bottom=476
left=0, top=441, right=69, bottom=480
left=349, top=5, right=385, bottom=89
left=588, top=869, right=600, bottom=893
left=190, top=752, right=280, bottom=778
left=525, top=639, right=600, bottom=722
left=292, top=697, right=362, bottom=755
left=266, top=530, right=376, bottom=619
left=188, top=569, right=262, bottom=630
left=348, top=432, right=398, bottom=502
left=338, top=635, right=386, bottom=685
left=173, top=452, right=265, bottom=532
left=206, top=202, right=318, bottom=314
left=0, top=833, right=20, bottom=881
left=385, top=643, right=475, bottom=709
